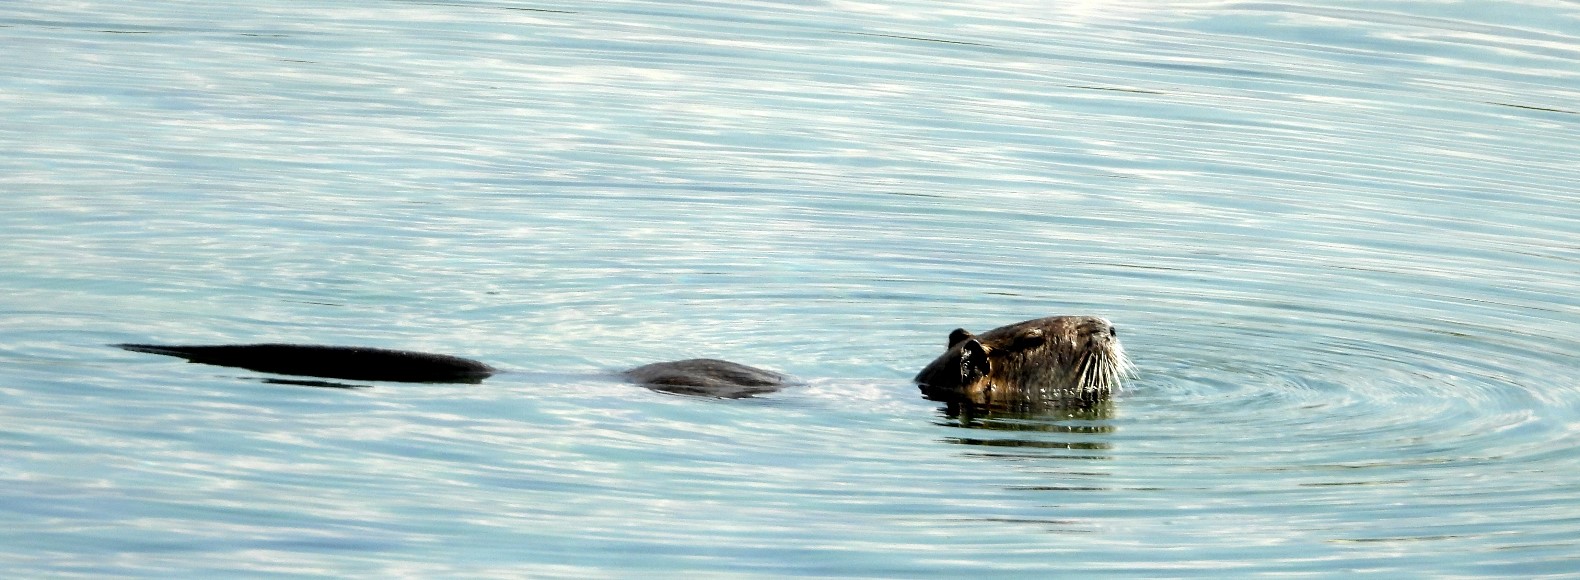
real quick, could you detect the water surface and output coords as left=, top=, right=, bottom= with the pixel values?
left=2, top=0, right=1578, bottom=576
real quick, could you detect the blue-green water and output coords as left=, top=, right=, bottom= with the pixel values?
left=3, top=1, right=1578, bottom=576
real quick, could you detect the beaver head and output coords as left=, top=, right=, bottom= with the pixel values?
left=914, top=316, right=1131, bottom=409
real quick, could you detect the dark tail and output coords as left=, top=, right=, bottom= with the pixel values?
left=115, top=343, right=495, bottom=384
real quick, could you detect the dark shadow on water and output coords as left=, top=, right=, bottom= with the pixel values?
left=261, top=378, right=371, bottom=390
left=1485, top=101, right=1577, bottom=115
left=933, top=401, right=1117, bottom=455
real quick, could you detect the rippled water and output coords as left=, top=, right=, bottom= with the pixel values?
left=3, top=0, right=1578, bottom=576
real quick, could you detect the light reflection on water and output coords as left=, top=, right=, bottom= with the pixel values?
left=2, top=0, right=1578, bottom=576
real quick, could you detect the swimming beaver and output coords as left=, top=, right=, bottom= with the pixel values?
left=115, top=343, right=787, bottom=399
left=913, top=316, right=1132, bottom=411
left=116, top=315, right=1129, bottom=404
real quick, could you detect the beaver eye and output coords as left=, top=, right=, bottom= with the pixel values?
left=1109, top=326, right=1117, bottom=337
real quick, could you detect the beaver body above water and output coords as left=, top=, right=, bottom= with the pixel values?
left=117, top=315, right=1128, bottom=405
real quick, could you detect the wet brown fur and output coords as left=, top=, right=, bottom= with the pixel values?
left=914, top=316, right=1130, bottom=411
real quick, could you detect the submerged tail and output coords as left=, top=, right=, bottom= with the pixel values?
left=116, top=344, right=195, bottom=357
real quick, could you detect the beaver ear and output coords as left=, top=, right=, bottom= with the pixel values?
left=959, top=339, right=989, bottom=383
left=948, top=328, right=975, bottom=348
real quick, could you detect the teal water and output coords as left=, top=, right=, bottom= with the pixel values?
left=3, top=1, right=1578, bottom=576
